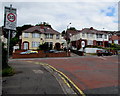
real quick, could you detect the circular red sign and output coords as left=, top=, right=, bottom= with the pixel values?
left=7, top=13, right=16, bottom=22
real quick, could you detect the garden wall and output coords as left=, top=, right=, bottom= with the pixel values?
left=12, top=50, right=70, bottom=59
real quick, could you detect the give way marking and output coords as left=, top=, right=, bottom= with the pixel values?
left=33, top=70, right=44, bottom=74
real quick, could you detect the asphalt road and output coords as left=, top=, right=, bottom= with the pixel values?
left=2, top=60, right=64, bottom=95
left=23, top=55, right=119, bottom=95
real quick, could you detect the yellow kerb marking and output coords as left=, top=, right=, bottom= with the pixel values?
left=35, top=62, right=86, bottom=96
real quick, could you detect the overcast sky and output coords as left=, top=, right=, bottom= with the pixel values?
left=1, top=0, right=119, bottom=32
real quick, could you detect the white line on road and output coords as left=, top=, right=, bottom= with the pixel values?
left=33, top=70, right=44, bottom=74
left=98, top=57, right=107, bottom=60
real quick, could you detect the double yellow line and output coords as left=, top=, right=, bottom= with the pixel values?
left=46, top=64, right=86, bottom=96
left=28, top=61, right=85, bottom=96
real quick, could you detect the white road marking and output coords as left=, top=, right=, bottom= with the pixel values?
left=33, top=70, right=44, bottom=74
left=98, top=57, right=107, bottom=60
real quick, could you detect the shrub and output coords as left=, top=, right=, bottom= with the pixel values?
left=2, top=66, right=15, bottom=77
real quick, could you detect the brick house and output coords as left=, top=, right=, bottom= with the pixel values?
left=109, top=31, right=120, bottom=45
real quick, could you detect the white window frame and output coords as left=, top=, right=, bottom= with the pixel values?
left=56, top=34, right=60, bottom=39
left=82, top=33, right=85, bottom=37
left=96, top=34, right=103, bottom=38
left=104, top=34, right=107, bottom=39
left=45, top=34, right=53, bottom=39
left=32, top=33, right=40, bottom=38
left=32, top=41, right=40, bottom=47
left=24, top=33, right=29, bottom=38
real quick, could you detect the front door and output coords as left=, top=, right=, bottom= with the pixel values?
left=24, top=42, right=29, bottom=50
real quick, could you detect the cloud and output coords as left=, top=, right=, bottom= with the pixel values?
left=1, top=1, right=118, bottom=32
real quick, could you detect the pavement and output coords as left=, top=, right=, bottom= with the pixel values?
left=2, top=60, right=77, bottom=95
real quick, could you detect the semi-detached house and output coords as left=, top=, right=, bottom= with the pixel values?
left=21, top=25, right=62, bottom=50
left=70, top=27, right=109, bottom=49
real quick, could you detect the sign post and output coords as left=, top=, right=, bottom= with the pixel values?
left=4, top=4, right=17, bottom=59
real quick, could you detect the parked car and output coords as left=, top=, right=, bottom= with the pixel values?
left=20, top=50, right=38, bottom=54
left=45, top=50, right=64, bottom=53
left=97, top=50, right=113, bottom=56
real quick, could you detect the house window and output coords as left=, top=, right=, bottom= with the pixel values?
left=56, top=34, right=60, bottom=39
left=96, top=34, right=103, bottom=38
left=87, top=40, right=93, bottom=45
left=90, top=34, right=93, bottom=37
left=114, top=40, right=118, bottom=44
left=32, top=41, right=40, bottom=47
left=82, top=33, right=85, bottom=37
left=45, top=34, right=53, bottom=39
left=87, top=33, right=92, bottom=38
left=45, top=34, right=49, bottom=39
left=50, top=34, right=53, bottom=39
left=24, top=33, right=29, bottom=38
left=32, top=33, right=40, bottom=38
left=104, top=35, right=107, bottom=39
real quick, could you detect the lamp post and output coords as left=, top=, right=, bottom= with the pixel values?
left=66, top=23, right=71, bottom=56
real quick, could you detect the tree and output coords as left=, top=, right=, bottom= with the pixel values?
left=36, top=22, right=52, bottom=28
left=38, top=43, right=52, bottom=51
left=61, top=30, right=66, bottom=36
left=16, top=24, right=33, bottom=37
left=68, top=27, right=76, bottom=30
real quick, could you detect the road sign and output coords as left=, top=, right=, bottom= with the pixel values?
left=7, top=13, right=16, bottom=22
left=4, top=6, right=17, bottom=30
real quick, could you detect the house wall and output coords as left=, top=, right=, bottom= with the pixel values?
left=70, top=30, right=109, bottom=48
left=22, top=32, right=62, bottom=49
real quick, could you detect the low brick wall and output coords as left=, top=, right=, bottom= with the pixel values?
left=14, top=49, right=44, bottom=53
left=12, top=50, right=70, bottom=59
left=46, top=52, right=70, bottom=57
left=12, top=53, right=46, bottom=59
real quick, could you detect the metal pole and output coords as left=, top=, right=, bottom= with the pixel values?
left=7, top=4, right=12, bottom=60
left=66, top=23, right=71, bottom=56
left=7, top=30, right=10, bottom=59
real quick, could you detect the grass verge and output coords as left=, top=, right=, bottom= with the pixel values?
left=2, top=66, right=15, bottom=77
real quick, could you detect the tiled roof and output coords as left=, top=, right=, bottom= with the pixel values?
left=22, top=26, right=60, bottom=34
left=67, top=30, right=80, bottom=36
left=71, top=27, right=115, bottom=35
left=81, top=28, right=108, bottom=34
left=110, top=35, right=120, bottom=40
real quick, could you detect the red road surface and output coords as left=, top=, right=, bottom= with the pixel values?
left=29, top=56, right=118, bottom=91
